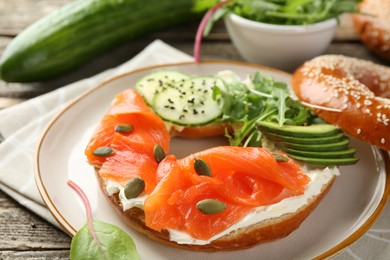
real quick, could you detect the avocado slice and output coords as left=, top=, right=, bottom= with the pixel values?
left=263, top=131, right=345, bottom=145
left=287, top=154, right=359, bottom=166
left=275, top=138, right=350, bottom=151
left=284, top=147, right=357, bottom=158
left=258, top=121, right=339, bottom=138
left=258, top=120, right=359, bottom=166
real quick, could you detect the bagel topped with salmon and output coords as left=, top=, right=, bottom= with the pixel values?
left=85, top=69, right=357, bottom=251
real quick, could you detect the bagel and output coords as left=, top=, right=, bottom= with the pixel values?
left=85, top=82, right=340, bottom=251
left=292, top=54, right=390, bottom=151
left=168, top=123, right=229, bottom=139
left=99, top=166, right=335, bottom=251
left=353, top=0, right=390, bottom=61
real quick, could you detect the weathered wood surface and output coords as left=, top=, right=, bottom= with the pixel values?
left=0, top=1, right=388, bottom=259
left=0, top=190, right=71, bottom=259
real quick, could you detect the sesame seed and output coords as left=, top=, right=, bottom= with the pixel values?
left=364, top=99, right=373, bottom=106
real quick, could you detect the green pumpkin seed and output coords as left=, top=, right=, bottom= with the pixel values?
left=272, top=153, right=289, bottom=162
left=154, top=144, right=166, bottom=163
left=194, top=158, right=212, bottom=177
left=124, top=177, right=145, bottom=199
left=115, top=124, right=134, bottom=133
left=92, top=146, right=114, bottom=157
left=196, top=199, right=226, bottom=215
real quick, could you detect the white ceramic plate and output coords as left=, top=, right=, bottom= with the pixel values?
left=35, top=61, right=390, bottom=260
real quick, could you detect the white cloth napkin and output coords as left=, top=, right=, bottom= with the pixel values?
left=0, top=40, right=193, bottom=228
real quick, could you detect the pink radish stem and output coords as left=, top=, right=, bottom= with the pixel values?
left=194, top=0, right=230, bottom=63
left=68, top=180, right=101, bottom=247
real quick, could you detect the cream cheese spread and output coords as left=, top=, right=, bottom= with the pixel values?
left=105, top=179, right=146, bottom=210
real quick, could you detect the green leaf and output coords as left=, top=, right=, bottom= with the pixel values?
left=193, top=0, right=220, bottom=13
left=70, top=220, right=140, bottom=260
left=272, top=87, right=289, bottom=126
left=203, top=7, right=230, bottom=36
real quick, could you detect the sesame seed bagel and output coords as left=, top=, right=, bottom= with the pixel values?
left=353, top=0, right=390, bottom=61
left=292, top=55, right=390, bottom=151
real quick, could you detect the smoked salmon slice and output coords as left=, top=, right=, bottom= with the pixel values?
left=144, top=147, right=310, bottom=240
left=142, top=155, right=191, bottom=231
left=180, top=147, right=309, bottom=194
left=144, top=155, right=253, bottom=239
left=85, top=89, right=170, bottom=167
left=98, top=134, right=159, bottom=193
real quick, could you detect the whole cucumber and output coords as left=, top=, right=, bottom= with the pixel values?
left=0, top=0, right=203, bottom=82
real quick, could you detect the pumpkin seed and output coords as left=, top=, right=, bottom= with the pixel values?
left=194, top=158, right=212, bottom=177
left=196, top=199, right=226, bottom=215
left=115, top=123, right=133, bottom=133
left=154, top=144, right=166, bottom=163
left=92, top=146, right=114, bottom=157
left=272, top=153, right=289, bottom=162
left=124, top=177, right=145, bottom=199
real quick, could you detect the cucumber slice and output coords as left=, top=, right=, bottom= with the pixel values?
left=135, top=70, right=189, bottom=105
left=153, top=76, right=225, bottom=126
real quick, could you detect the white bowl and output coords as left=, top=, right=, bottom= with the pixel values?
left=224, top=13, right=337, bottom=71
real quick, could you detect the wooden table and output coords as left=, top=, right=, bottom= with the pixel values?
left=0, top=1, right=389, bottom=259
